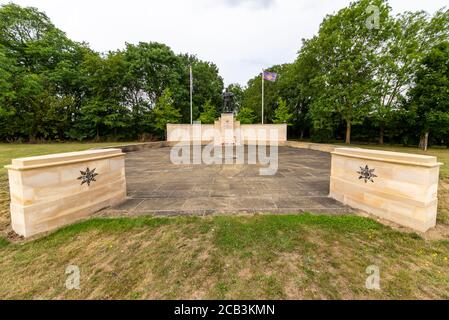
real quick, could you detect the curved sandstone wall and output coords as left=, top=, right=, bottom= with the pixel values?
left=166, top=123, right=287, bottom=144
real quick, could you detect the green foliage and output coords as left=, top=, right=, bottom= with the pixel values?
left=178, top=54, right=224, bottom=122
left=198, top=100, right=217, bottom=124
left=152, top=89, right=181, bottom=137
left=240, top=1, right=449, bottom=146
left=310, top=128, right=334, bottom=143
left=273, top=98, right=293, bottom=125
left=0, top=3, right=223, bottom=142
left=369, top=8, right=449, bottom=144
left=236, top=107, right=257, bottom=124
left=241, top=64, right=288, bottom=123
left=226, top=83, right=244, bottom=112
left=2, top=2, right=449, bottom=146
left=408, top=42, right=449, bottom=145
left=303, top=0, right=393, bottom=144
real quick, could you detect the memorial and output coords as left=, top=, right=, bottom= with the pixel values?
left=167, top=91, right=287, bottom=145
left=6, top=149, right=126, bottom=237
left=330, top=148, right=442, bottom=232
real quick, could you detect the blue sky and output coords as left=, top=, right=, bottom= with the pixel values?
left=1, top=0, right=447, bottom=86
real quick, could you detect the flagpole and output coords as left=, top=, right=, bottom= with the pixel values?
left=261, top=69, right=264, bottom=125
left=190, top=65, right=193, bottom=125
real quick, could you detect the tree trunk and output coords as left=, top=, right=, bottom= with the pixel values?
left=29, top=134, right=36, bottom=144
left=379, top=125, right=384, bottom=145
left=300, top=130, right=304, bottom=140
left=419, top=132, right=429, bottom=151
left=345, top=120, right=351, bottom=144
left=96, top=126, right=100, bottom=142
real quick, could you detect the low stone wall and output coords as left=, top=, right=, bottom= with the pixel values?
left=96, top=141, right=168, bottom=152
left=166, top=124, right=215, bottom=143
left=166, top=123, right=287, bottom=144
left=285, top=141, right=337, bottom=153
left=6, top=149, right=126, bottom=237
left=330, top=148, right=442, bottom=232
left=241, top=124, right=287, bottom=143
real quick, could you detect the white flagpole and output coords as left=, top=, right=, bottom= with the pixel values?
left=190, top=65, right=193, bottom=125
left=261, top=69, right=264, bottom=124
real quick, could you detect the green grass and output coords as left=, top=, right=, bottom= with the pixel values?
left=0, top=142, right=449, bottom=299
left=1, top=214, right=449, bottom=299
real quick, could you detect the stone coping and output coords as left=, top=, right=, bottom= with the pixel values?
left=239, top=124, right=287, bottom=127
left=6, top=148, right=125, bottom=171
left=332, top=147, right=442, bottom=168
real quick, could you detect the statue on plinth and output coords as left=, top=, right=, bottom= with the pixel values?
left=222, top=91, right=235, bottom=114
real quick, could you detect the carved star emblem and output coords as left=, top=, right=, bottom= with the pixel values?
left=77, top=167, right=98, bottom=186
left=357, top=165, right=377, bottom=183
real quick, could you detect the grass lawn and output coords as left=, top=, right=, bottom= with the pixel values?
left=0, top=142, right=449, bottom=299
left=1, top=214, right=449, bottom=299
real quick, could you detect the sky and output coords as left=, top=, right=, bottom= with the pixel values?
left=1, top=0, right=447, bottom=86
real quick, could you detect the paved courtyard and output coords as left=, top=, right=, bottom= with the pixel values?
left=107, top=146, right=353, bottom=216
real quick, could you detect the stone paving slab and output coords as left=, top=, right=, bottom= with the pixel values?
left=102, top=146, right=355, bottom=217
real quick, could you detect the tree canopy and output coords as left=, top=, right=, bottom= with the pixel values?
left=238, top=0, right=449, bottom=148
left=0, top=3, right=223, bottom=142
left=2, top=1, right=449, bottom=149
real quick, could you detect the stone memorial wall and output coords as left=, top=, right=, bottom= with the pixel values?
left=166, top=113, right=287, bottom=145
left=330, top=148, right=442, bottom=232
left=6, top=149, right=126, bottom=237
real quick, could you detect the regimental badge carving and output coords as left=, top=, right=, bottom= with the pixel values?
left=77, top=167, right=98, bottom=186
left=357, top=165, right=377, bottom=183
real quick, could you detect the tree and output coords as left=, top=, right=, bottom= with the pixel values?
left=237, top=107, right=257, bottom=124
left=3, top=2, right=449, bottom=147
left=371, top=8, right=449, bottom=144
left=198, top=100, right=217, bottom=124
left=78, top=50, right=130, bottom=140
left=177, top=54, right=224, bottom=122
left=273, top=98, right=293, bottom=125
left=0, top=3, right=54, bottom=55
left=152, top=89, right=181, bottom=138
left=124, top=42, right=180, bottom=104
left=0, top=45, right=16, bottom=139
left=0, top=3, right=90, bottom=141
left=408, top=42, right=449, bottom=151
left=305, top=0, right=394, bottom=144
left=278, top=61, right=313, bottom=139
left=0, top=3, right=228, bottom=142
left=241, top=64, right=288, bottom=123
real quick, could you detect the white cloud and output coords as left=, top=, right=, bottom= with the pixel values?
left=0, top=0, right=447, bottom=86
left=220, top=0, right=276, bottom=9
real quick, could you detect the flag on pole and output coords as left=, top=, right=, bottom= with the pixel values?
left=261, top=70, right=278, bottom=124
left=190, top=65, right=193, bottom=125
left=263, top=71, right=278, bottom=82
